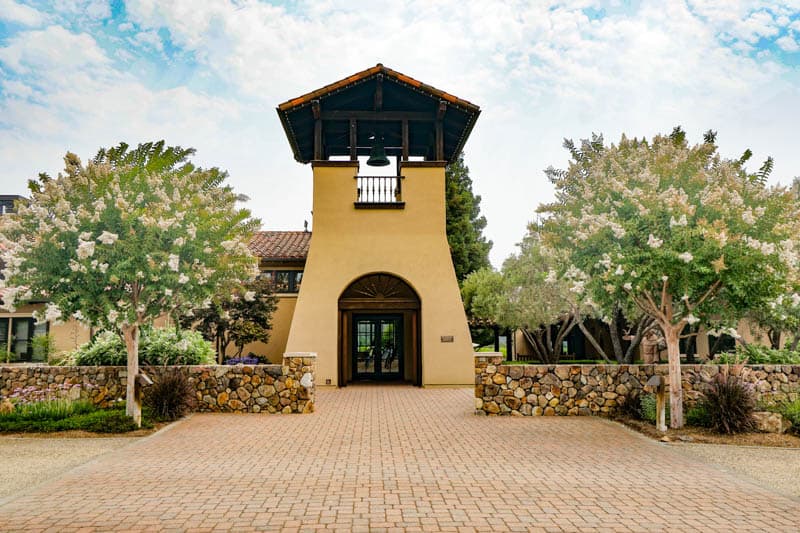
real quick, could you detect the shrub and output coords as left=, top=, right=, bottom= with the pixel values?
left=685, top=404, right=712, bottom=428
left=715, top=345, right=800, bottom=365
left=70, top=329, right=215, bottom=366
left=31, top=334, right=55, bottom=362
left=143, top=372, right=195, bottom=421
left=698, top=374, right=756, bottom=434
left=0, top=407, right=149, bottom=433
left=5, top=398, right=95, bottom=421
left=639, top=394, right=671, bottom=423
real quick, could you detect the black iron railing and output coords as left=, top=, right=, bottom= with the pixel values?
left=355, top=176, right=404, bottom=207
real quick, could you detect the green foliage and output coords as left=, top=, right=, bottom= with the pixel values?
left=31, top=334, right=55, bottom=362
left=640, top=394, right=670, bottom=423
left=776, top=400, right=800, bottom=435
left=445, top=153, right=492, bottom=281
left=698, top=375, right=756, bottom=434
left=143, top=372, right=195, bottom=421
left=69, top=329, right=215, bottom=366
left=140, top=328, right=215, bottom=365
left=0, top=408, right=149, bottom=433
left=0, top=398, right=95, bottom=421
left=181, top=278, right=276, bottom=360
left=715, top=345, right=800, bottom=365
left=461, top=267, right=504, bottom=321
left=0, top=396, right=151, bottom=433
left=685, top=404, right=712, bottom=428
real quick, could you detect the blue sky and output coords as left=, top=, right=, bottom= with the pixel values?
left=2, top=0, right=800, bottom=266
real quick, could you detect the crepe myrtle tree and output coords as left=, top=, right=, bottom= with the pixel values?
left=540, top=128, right=800, bottom=428
left=0, top=141, right=259, bottom=426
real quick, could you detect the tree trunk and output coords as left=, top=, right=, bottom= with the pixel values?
left=664, top=325, right=684, bottom=429
left=121, top=324, right=141, bottom=428
left=577, top=321, right=611, bottom=362
left=609, top=309, right=625, bottom=362
left=790, top=335, right=799, bottom=353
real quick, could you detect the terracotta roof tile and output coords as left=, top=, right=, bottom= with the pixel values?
left=249, top=231, right=310, bottom=260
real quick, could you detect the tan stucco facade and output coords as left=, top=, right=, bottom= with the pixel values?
left=236, top=295, right=297, bottom=363
left=284, top=161, right=474, bottom=386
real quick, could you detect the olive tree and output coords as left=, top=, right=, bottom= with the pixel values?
left=0, top=141, right=258, bottom=426
left=539, top=129, right=800, bottom=428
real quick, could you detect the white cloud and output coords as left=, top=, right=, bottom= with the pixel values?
left=776, top=34, right=800, bottom=51
left=132, top=29, right=163, bottom=51
left=2, top=1, right=800, bottom=266
left=0, top=25, right=109, bottom=74
left=0, top=0, right=48, bottom=26
left=52, top=0, right=111, bottom=21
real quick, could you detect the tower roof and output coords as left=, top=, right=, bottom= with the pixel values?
left=276, top=64, right=480, bottom=164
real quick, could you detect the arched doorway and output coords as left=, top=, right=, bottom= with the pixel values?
left=338, top=273, right=421, bottom=386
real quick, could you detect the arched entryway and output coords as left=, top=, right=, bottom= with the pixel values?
left=338, top=273, right=421, bottom=386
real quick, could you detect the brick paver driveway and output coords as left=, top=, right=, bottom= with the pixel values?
left=1, top=386, right=797, bottom=532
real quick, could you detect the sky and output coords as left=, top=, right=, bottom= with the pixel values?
left=1, top=1, right=800, bottom=267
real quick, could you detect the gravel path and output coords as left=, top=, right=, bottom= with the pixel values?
left=0, top=436, right=137, bottom=501
left=668, top=442, right=800, bottom=498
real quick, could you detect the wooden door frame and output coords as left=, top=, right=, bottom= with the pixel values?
left=338, top=273, right=421, bottom=387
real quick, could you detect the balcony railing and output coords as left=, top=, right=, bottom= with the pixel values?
left=354, top=176, right=405, bottom=209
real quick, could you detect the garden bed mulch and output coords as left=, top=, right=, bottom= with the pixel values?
left=615, top=417, right=800, bottom=448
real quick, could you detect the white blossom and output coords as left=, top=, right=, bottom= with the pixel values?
left=178, top=273, right=189, bottom=284
left=678, top=251, right=693, bottom=263
left=43, top=304, right=62, bottom=324
left=107, top=309, right=119, bottom=324
left=623, top=282, right=632, bottom=291
left=686, top=314, right=700, bottom=325
left=741, top=209, right=756, bottom=225
left=243, top=291, right=256, bottom=302
left=97, top=231, right=118, bottom=245
left=76, top=240, right=95, bottom=259
left=221, top=240, right=237, bottom=251
left=164, top=288, right=173, bottom=297
left=647, top=234, right=663, bottom=248
left=614, top=265, right=625, bottom=276
left=174, top=237, right=185, bottom=247
left=168, top=254, right=180, bottom=272
left=545, top=270, right=558, bottom=284
left=669, top=214, right=688, bottom=227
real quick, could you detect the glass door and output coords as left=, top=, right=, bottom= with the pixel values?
left=11, top=317, right=33, bottom=362
left=353, top=314, right=403, bottom=380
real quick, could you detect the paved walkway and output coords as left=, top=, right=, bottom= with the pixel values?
left=0, top=386, right=797, bottom=532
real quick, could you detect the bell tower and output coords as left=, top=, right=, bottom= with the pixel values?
left=276, top=64, right=480, bottom=387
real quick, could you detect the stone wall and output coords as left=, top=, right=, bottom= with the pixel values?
left=0, top=353, right=316, bottom=414
left=474, top=354, right=800, bottom=416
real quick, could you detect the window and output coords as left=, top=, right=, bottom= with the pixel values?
left=0, top=317, right=49, bottom=362
left=259, top=270, right=304, bottom=293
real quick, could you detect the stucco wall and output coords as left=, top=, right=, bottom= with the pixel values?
left=235, top=296, right=297, bottom=363
left=284, top=161, right=473, bottom=386
left=474, top=354, right=800, bottom=416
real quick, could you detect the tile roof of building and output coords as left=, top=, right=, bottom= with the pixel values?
left=249, top=231, right=310, bottom=260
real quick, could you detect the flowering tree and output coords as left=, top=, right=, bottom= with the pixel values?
left=0, top=141, right=259, bottom=426
left=180, top=278, right=276, bottom=362
left=540, top=129, right=800, bottom=428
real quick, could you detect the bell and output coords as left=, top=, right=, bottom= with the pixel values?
left=366, top=135, right=390, bottom=167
